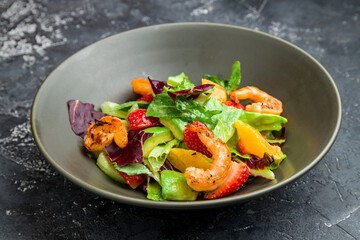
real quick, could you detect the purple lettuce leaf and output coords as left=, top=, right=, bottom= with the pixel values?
left=148, top=77, right=174, bottom=95
left=106, top=130, right=153, bottom=167
left=167, top=84, right=214, bottom=101
left=243, top=153, right=274, bottom=170
left=67, top=100, right=107, bottom=138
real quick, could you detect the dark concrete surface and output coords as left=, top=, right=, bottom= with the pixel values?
left=0, top=0, right=359, bottom=239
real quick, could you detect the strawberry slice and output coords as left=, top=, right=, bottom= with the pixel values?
left=222, top=101, right=245, bottom=110
left=127, top=109, right=161, bottom=130
left=204, top=161, right=249, bottom=199
left=118, top=171, right=147, bottom=189
left=137, top=94, right=154, bottom=102
left=183, top=121, right=212, bottom=158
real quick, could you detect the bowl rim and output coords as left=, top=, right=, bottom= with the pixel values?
left=31, top=22, right=342, bottom=209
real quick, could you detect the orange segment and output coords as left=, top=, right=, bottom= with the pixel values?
left=202, top=79, right=227, bottom=102
left=167, top=148, right=211, bottom=172
left=131, top=78, right=152, bottom=96
left=234, top=120, right=283, bottom=160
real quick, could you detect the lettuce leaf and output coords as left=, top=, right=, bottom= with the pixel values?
left=113, top=162, right=152, bottom=176
left=203, top=61, right=241, bottom=95
left=167, top=72, right=195, bottom=91
left=261, top=128, right=286, bottom=145
left=101, top=101, right=127, bottom=119
left=239, top=111, right=287, bottom=132
left=146, top=94, right=182, bottom=119
left=227, top=61, right=241, bottom=94
left=212, top=105, right=242, bottom=143
left=174, top=97, right=218, bottom=128
left=148, top=139, right=180, bottom=172
left=67, top=100, right=107, bottom=138
left=113, top=101, right=149, bottom=111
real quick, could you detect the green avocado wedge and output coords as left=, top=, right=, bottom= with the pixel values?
left=96, top=152, right=126, bottom=184
left=143, top=127, right=174, bottom=158
left=161, top=170, right=198, bottom=201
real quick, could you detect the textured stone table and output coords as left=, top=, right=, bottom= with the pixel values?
left=1, top=0, right=359, bottom=239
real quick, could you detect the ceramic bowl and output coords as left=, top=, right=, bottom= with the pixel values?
left=31, top=23, right=341, bottom=209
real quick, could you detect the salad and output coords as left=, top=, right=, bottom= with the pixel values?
left=67, top=61, right=287, bottom=201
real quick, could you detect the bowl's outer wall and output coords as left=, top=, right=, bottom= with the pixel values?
left=32, top=24, right=340, bottom=208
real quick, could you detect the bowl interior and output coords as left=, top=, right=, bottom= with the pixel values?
left=32, top=23, right=341, bottom=209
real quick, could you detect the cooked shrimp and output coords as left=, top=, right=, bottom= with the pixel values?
left=184, top=125, right=232, bottom=192
left=84, top=116, right=128, bottom=151
left=230, top=86, right=283, bottom=115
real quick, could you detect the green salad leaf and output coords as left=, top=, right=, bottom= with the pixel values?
left=239, top=111, right=287, bottom=131
left=212, top=105, right=242, bottom=143
left=203, top=61, right=241, bottom=95
left=113, top=101, right=149, bottom=111
left=101, top=101, right=128, bottom=119
left=167, top=72, right=195, bottom=91
left=148, top=139, right=180, bottom=172
left=146, top=94, right=182, bottom=119
left=113, top=162, right=152, bottom=176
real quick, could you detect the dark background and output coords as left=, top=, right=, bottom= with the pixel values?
left=1, top=0, right=359, bottom=239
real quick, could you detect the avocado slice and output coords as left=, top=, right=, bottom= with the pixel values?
left=96, top=151, right=126, bottom=184
left=143, top=127, right=174, bottom=158
left=249, top=168, right=275, bottom=180
left=161, top=170, right=198, bottom=201
left=159, top=118, right=187, bottom=140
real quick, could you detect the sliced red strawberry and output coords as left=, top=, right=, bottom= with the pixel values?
left=183, top=121, right=212, bottom=158
left=127, top=109, right=161, bottom=130
left=222, top=100, right=245, bottom=110
left=118, top=171, right=147, bottom=189
left=204, top=161, right=249, bottom=199
left=137, top=94, right=154, bottom=102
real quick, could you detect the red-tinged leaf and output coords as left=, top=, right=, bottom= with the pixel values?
left=183, top=121, right=212, bottom=158
left=148, top=77, right=174, bottom=95
left=204, top=162, right=249, bottom=199
left=105, top=130, right=153, bottom=167
left=127, top=109, right=161, bottom=131
left=167, top=84, right=214, bottom=102
left=67, top=100, right=107, bottom=138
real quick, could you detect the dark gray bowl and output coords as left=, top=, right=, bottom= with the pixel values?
left=31, top=23, right=341, bottom=209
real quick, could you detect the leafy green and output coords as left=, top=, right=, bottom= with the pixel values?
left=212, top=105, right=242, bottom=143
left=128, top=103, right=139, bottom=113
left=203, top=61, right=241, bottom=95
left=143, top=158, right=161, bottom=183
left=226, top=134, right=251, bottom=159
left=167, top=72, right=195, bottom=91
left=202, top=74, right=226, bottom=88
left=113, top=101, right=149, bottom=111
left=113, top=162, right=152, bottom=176
left=146, top=94, right=182, bottom=119
left=148, top=139, right=180, bottom=172
left=227, top=61, right=241, bottom=94
left=101, top=101, right=127, bottom=119
left=146, top=177, right=164, bottom=201
left=239, top=111, right=287, bottom=132
left=175, top=97, right=218, bottom=128
left=270, top=154, right=287, bottom=170
left=261, top=130, right=286, bottom=144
